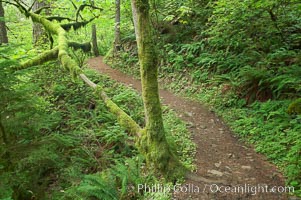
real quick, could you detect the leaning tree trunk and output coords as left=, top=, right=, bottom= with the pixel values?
left=114, top=0, right=121, bottom=54
left=0, top=0, right=8, bottom=44
left=131, top=0, right=184, bottom=179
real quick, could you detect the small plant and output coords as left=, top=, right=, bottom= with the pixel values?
left=287, top=98, right=301, bottom=115
left=70, top=49, right=90, bottom=68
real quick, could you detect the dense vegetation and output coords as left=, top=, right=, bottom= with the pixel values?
left=1, top=0, right=301, bottom=199
left=107, top=0, right=301, bottom=197
left=0, top=44, right=195, bottom=199
left=0, top=1, right=195, bottom=199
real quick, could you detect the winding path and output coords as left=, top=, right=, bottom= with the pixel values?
left=88, top=57, right=289, bottom=200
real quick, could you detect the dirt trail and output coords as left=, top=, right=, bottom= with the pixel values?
left=88, top=57, right=290, bottom=200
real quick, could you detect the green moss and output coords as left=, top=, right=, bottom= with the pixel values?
left=104, top=96, right=141, bottom=136
left=28, top=12, right=82, bottom=78
left=137, top=129, right=187, bottom=180
left=287, top=98, right=301, bottom=115
left=136, top=0, right=150, bottom=12
left=46, top=16, right=73, bottom=22
left=15, top=47, right=59, bottom=70
left=95, top=85, right=103, bottom=93
left=133, top=0, right=185, bottom=180
left=26, top=6, right=186, bottom=180
left=29, top=13, right=60, bottom=35
left=68, top=42, right=91, bottom=53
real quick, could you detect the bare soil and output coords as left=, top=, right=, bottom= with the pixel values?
left=88, top=57, right=291, bottom=200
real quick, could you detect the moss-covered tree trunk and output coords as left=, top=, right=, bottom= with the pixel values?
left=10, top=0, right=183, bottom=179
left=0, top=0, right=8, bottom=44
left=91, top=24, right=99, bottom=56
left=131, top=0, right=183, bottom=179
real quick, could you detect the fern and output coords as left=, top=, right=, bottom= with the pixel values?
left=269, top=65, right=301, bottom=98
left=64, top=157, right=146, bottom=200
left=237, top=66, right=273, bottom=103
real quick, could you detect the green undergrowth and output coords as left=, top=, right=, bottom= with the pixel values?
left=0, top=44, right=195, bottom=200
left=108, top=49, right=301, bottom=197
left=156, top=67, right=301, bottom=196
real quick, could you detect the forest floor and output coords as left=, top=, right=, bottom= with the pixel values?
left=88, top=57, right=291, bottom=200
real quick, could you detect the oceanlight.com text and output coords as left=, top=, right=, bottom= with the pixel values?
left=137, top=183, right=294, bottom=196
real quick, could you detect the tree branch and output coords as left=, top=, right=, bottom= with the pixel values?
left=14, top=0, right=28, bottom=16
left=10, top=9, right=142, bottom=137
left=75, top=4, right=103, bottom=21
left=68, top=41, right=91, bottom=53
left=27, top=0, right=37, bottom=12
left=80, top=74, right=142, bottom=136
left=11, top=46, right=59, bottom=70
left=46, top=16, right=74, bottom=22
left=1, top=1, right=23, bottom=11
left=267, top=9, right=285, bottom=42
left=61, top=16, right=99, bottom=31
left=34, top=6, right=51, bottom=14
left=68, top=0, right=84, bottom=21
left=5, top=25, right=18, bottom=40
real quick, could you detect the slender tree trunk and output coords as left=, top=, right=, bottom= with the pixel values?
left=0, top=115, right=11, bottom=168
left=131, top=0, right=184, bottom=179
left=0, top=0, right=8, bottom=44
left=114, top=0, right=121, bottom=53
left=0, top=116, right=8, bottom=145
left=32, top=0, right=49, bottom=45
left=91, top=24, right=99, bottom=56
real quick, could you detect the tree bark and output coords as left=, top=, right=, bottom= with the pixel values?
left=0, top=115, right=12, bottom=168
left=0, top=116, right=8, bottom=145
left=114, top=0, right=121, bottom=53
left=32, top=0, right=49, bottom=45
left=0, top=0, right=8, bottom=44
left=91, top=24, right=99, bottom=56
left=131, top=0, right=184, bottom=179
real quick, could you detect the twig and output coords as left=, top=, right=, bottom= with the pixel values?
left=75, top=4, right=103, bottom=21
left=27, top=0, right=37, bottom=12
